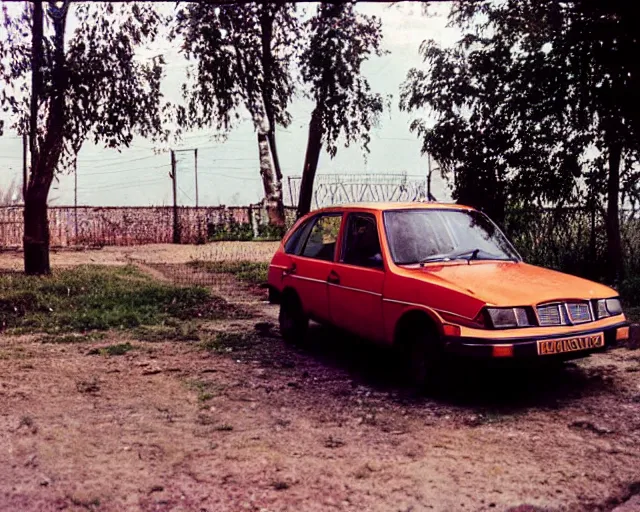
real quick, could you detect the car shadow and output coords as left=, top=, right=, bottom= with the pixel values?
left=296, top=322, right=616, bottom=413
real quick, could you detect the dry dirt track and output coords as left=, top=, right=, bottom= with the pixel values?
left=1, top=245, right=640, bottom=512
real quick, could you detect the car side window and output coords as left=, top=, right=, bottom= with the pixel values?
left=284, top=219, right=313, bottom=255
left=300, top=214, right=342, bottom=261
left=341, top=213, right=383, bottom=269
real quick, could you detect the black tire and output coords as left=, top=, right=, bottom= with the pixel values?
left=400, top=321, right=445, bottom=390
left=279, top=292, right=308, bottom=345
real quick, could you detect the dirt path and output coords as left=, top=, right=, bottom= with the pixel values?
left=1, top=251, right=639, bottom=511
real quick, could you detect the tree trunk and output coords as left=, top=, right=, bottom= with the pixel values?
left=297, top=107, right=323, bottom=218
left=24, top=0, right=46, bottom=275
left=24, top=1, right=69, bottom=275
left=605, top=140, right=623, bottom=283
left=232, top=15, right=285, bottom=228
left=29, top=0, right=42, bottom=172
left=259, top=5, right=285, bottom=215
left=23, top=188, right=50, bottom=275
left=258, top=132, right=285, bottom=226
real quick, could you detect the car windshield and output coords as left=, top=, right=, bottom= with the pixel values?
left=383, top=209, right=521, bottom=265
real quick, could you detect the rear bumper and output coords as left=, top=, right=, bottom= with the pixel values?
left=443, top=322, right=629, bottom=360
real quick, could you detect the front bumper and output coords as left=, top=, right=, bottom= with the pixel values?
left=443, top=322, right=629, bottom=360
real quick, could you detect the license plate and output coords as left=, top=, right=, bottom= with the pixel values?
left=537, top=332, right=604, bottom=356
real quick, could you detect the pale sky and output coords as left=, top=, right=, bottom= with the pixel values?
left=0, top=2, right=460, bottom=207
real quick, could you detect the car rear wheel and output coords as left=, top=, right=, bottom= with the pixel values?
left=279, top=292, right=308, bottom=345
left=401, top=321, right=445, bottom=390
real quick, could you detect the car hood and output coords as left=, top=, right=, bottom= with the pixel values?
left=410, top=261, right=617, bottom=306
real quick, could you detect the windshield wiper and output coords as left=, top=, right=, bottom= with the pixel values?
left=419, top=248, right=481, bottom=266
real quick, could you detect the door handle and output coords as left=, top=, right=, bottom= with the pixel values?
left=327, top=270, right=340, bottom=285
left=283, top=263, right=297, bottom=276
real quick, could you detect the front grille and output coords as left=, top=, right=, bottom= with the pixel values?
left=567, top=302, right=592, bottom=324
left=537, top=304, right=563, bottom=326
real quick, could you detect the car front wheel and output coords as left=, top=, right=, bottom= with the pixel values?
left=401, top=322, right=446, bottom=390
left=279, top=293, right=308, bottom=345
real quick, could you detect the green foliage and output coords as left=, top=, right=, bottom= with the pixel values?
left=173, top=3, right=300, bottom=132
left=206, top=221, right=284, bottom=242
left=0, top=265, right=226, bottom=334
left=39, top=332, right=106, bottom=344
left=619, top=278, right=640, bottom=309
left=207, top=221, right=254, bottom=242
left=187, top=379, right=225, bottom=403
left=0, top=3, right=169, bottom=170
left=189, top=261, right=269, bottom=286
left=505, top=208, right=640, bottom=315
left=506, top=207, right=607, bottom=280
left=257, top=223, right=286, bottom=240
left=95, top=342, right=134, bottom=356
left=400, top=1, right=640, bottom=228
left=200, top=331, right=257, bottom=353
left=300, top=3, right=386, bottom=157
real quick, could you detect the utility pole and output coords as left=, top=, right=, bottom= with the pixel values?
left=427, top=153, right=433, bottom=201
left=194, top=148, right=199, bottom=208
left=74, top=159, right=78, bottom=242
left=170, top=149, right=180, bottom=244
left=22, top=133, right=28, bottom=203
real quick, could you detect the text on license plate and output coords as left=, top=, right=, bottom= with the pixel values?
left=537, top=332, right=604, bottom=356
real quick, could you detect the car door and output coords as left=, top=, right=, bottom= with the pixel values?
left=328, top=212, right=385, bottom=342
left=283, top=213, right=343, bottom=323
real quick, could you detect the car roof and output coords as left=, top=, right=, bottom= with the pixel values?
left=309, top=202, right=475, bottom=213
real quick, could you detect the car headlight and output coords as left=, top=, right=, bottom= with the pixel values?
left=486, top=307, right=531, bottom=328
left=594, top=298, right=622, bottom=319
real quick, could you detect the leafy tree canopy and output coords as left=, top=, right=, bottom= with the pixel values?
left=301, top=2, right=386, bottom=157
left=400, top=0, right=640, bottom=223
left=173, top=2, right=300, bottom=132
left=0, top=2, right=169, bottom=172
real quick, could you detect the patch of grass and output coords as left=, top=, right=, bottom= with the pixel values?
left=189, top=260, right=269, bottom=286
left=88, top=342, right=134, bottom=356
left=188, top=379, right=225, bottom=402
left=200, top=331, right=257, bottom=353
left=133, top=323, right=200, bottom=342
left=0, top=265, right=231, bottom=335
left=38, top=332, right=106, bottom=344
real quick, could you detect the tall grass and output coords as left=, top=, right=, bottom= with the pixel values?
left=0, top=265, right=235, bottom=334
left=505, top=207, right=640, bottom=318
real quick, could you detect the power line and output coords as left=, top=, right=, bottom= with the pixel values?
left=199, top=171, right=262, bottom=181
left=77, top=177, right=166, bottom=191
left=83, top=154, right=163, bottom=169
left=77, top=150, right=158, bottom=163
left=80, top=164, right=169, bottom=176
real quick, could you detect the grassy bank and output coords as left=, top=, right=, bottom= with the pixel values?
left=0, top=265, right=240, bottom=334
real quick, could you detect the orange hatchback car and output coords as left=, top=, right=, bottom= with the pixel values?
left=267, top=203, right=629, bottom=383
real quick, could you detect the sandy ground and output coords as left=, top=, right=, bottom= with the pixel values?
left=1, top=245, right=639, bottom=512
left=0, top=242, right=281, bottom=270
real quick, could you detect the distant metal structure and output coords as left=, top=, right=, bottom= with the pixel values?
left=286, top=173, right=437, bottom=208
